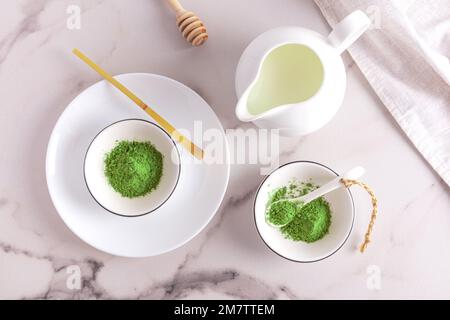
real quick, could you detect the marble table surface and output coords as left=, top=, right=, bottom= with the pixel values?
left=1, top=0, right=449, bottom=300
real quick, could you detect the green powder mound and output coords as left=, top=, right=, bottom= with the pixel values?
left=265, top=180, right=332, bottom=243
left=104, top=140, right=163, bottom=198
left=270, top=187, right=287, bottom=202
left=281, top=197, right=331, bottom=243
left=266, top=200, right=298, bottom=226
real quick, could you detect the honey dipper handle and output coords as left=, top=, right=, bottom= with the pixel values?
left=166, top=0, right=185, bottom=13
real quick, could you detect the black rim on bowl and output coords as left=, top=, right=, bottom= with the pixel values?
left=83, top=118, right=181, bottom=218
left=253, top=160, right=355, bottom=263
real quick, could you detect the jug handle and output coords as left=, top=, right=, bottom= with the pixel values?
left=328, top=10, right=371, bottom=55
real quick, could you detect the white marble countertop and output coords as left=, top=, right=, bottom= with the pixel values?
left=1, top=0, right=449, bottom=299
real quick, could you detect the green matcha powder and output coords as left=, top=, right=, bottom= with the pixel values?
left=104, top=140, right=163, bottom=198
left=266, top=181, right=332, bottom=243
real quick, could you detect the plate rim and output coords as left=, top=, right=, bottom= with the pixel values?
left=45, top=72, right=230, bottom=257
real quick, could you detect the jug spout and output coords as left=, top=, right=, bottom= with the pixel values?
left=235, top=91, right=256, bottom=122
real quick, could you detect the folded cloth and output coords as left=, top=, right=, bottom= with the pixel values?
left=314, top=0, right=450, bottom=187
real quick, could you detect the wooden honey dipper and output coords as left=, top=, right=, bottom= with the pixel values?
left=166, top=0, right=208, bottom=46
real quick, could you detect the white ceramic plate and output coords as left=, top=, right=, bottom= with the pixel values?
left=254, top=161, right=354, bottom=262
left=84, top=119, right=181, bottom=217
left=46, top=73, right=230, bottom=257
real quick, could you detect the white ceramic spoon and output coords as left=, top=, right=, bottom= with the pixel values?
left=266, top=166, right=365, bottom=227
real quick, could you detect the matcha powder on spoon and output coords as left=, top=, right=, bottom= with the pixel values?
left=104, top=140, right=163, bottom=198
left=280, top=197, right=331, bottom=242
left=266, top=181, right=332, bottom=243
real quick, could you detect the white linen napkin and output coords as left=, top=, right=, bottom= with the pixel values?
left=314, top=0, right=450, bottom=187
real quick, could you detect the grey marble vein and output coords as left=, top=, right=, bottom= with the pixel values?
left=1, top=0, right=449, bottom=300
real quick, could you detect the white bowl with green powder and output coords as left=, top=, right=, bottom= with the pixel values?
left=254, top=161, right=354, bottom=262
left=84, top=119, right=181, bottom=217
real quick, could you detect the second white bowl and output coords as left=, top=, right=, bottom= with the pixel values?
left=254, top=161, right=354, bottom=262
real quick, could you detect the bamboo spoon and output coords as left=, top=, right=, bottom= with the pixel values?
left=73, top=49, right=204, bottom=160
left=166, top=0, right=208, bottom=46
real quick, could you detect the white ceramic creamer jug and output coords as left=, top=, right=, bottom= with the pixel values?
left=235, top=10, right=371, bottom=136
